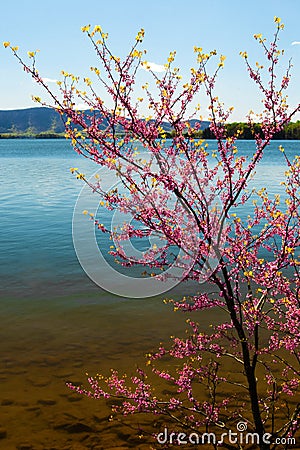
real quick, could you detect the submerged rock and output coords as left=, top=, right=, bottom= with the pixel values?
left=37, top=398, right=57, bottom=406
left=16, top=444, right=33, bottom=450
left=27, top=375, right=52, bottom=387
left=0, top=428, right=7, bottom=439
left=54, top=421, right=94, bottom=434
left=1, top=399, right=14, bottom=406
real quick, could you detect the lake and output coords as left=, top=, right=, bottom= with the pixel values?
left=0, top=138, right=299, bottom=448
left=1, top=138, right=298, bottom=300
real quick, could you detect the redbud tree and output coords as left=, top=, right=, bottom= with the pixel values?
left=6, top=16, right=299, bottom=449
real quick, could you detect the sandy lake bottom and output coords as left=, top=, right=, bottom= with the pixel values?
left=0, top=288, right=205, bottom=449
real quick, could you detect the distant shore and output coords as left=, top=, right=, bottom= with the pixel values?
left=0, top=133, right=66, bottom=139
left=1, top=107, right=300, bottom=139
left=1, top=133, right=300, bottom=140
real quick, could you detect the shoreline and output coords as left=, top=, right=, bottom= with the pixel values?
left=1, top=134, right=300, bottom=140
left=0, top=133, right=66, bottom=139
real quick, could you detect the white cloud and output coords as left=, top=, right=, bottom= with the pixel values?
left=73, top=103, right=89, bottom=110
left=41, top=77, right=58, bottom=83
left=141, top=61, right=166, bottom=73
left=291, top=41, right=300, bottom=46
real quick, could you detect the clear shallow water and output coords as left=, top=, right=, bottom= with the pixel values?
left=0, top=138, right=299, bottom=300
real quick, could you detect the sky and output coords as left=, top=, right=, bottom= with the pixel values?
left=1, top=0, right=300, bottom=121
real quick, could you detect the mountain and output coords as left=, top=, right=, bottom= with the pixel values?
left=0, top=107, right=64, bottom=134
left=0, top=107, right=210, bottom=135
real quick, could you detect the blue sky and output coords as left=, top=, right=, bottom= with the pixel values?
left=1, top=0, right=300, bottom=121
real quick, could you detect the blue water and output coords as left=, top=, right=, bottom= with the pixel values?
left=0, top=139, right=96, bottom=298
left=0, top=138, right=299, bottom=300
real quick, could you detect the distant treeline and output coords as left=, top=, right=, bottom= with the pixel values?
left=0, top=132, right=65, bottom=139
left=161, top=121, right=300, bottom=140
left=201, top=121, right=300, bottom=140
